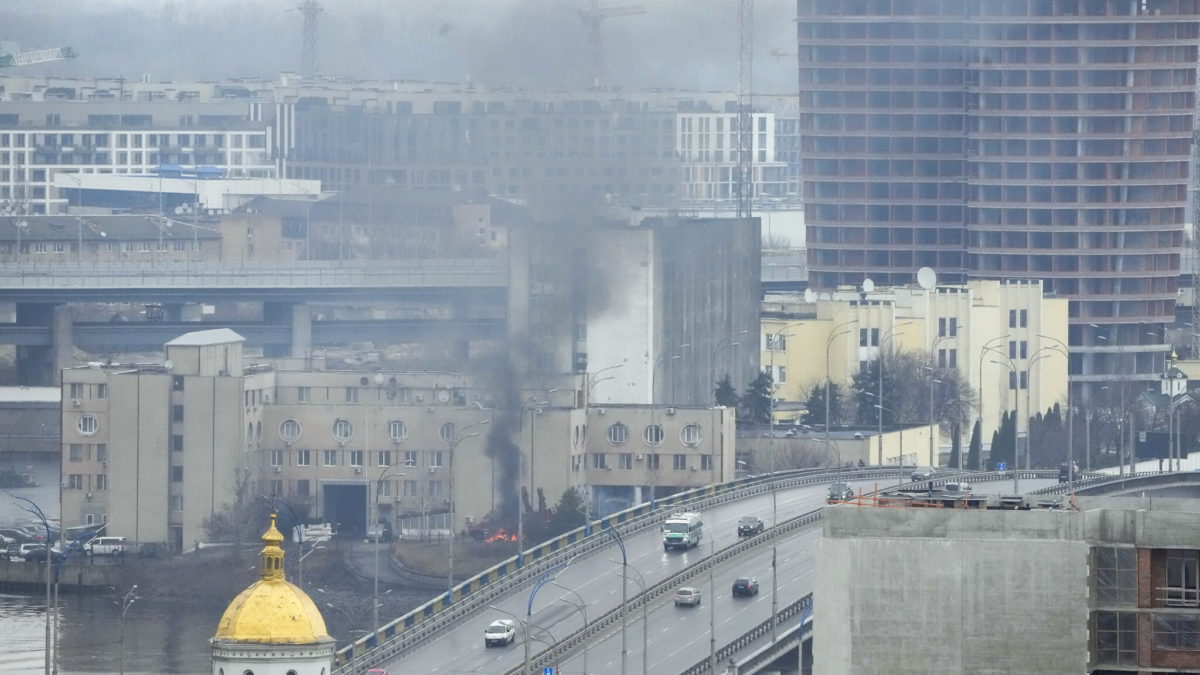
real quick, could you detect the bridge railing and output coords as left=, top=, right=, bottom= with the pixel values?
left=333, top=465, right=911, bottom=673
left=1029, top=470, right=1192, bottom=496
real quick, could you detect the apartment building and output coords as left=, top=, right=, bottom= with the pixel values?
left=797, top=0, right=1200, bottom=386
left=60, top=329, right=736, bottom=549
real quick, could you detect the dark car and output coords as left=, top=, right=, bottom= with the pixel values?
left=732, top=576, right=759, bottom=596
left=737, top=516, right=764, bottom=536
left=827, top=482, right=855, bottom=502
left=0, top=529, right=34, bottom=544
left=1058, top=463, right=1080, bottom=483
left=21, top=546, right=64, bottom=564
left=138, top=542, right=162, bottom=559
left=911, top=467, right=938, bottom=482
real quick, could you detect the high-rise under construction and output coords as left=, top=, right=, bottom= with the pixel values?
left=798, top=0, right=1200, bottom=386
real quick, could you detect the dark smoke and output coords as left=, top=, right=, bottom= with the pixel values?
left=476, top=349, right=523, bottom=526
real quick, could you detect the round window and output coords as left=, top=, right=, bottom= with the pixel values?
left=387, top=420, right=408, bottom=443
left=607, top=422, right=629, bottom=446
left=440, top=422, right=456, bottom=443
left=643, top=424, right=665, bottom=447
left=680, top=424, right=703, bottom=447
left=331, top=418, right=354, bottom=443
left=77, top=414, right=98, bottom=436
left=279, top=419, right=302, bottom=443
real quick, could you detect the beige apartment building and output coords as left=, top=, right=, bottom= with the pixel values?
left=761, top=279, right=1069, bottom=462
left=61, top=329, right=736, bottom=550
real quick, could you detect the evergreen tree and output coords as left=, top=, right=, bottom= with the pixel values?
left=741, top=372, right=774, bottom=424
left=948, top=423, right=962, bottom=469
left=714, top=374, right=739, bottom=408
left=803, top=381, right=845, bottom=428
left=967, top=420, right=982, bottom=471
left=548, top=487, right=586, bottom=537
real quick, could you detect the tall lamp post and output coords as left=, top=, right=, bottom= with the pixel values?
left=976, top=335, right=1011, bottom=470
left=876, top=322, right=911, bottom=477
left=1038, top=334, right=1072, bottom=481
left=15, top=496, right=53, bottom=675
left=928, top=334, right=954, bottom=467
left=116, top=584, right=139, bottom=675
left=549, top=581, right=590, bottom=675
left=824, top=319, right=858, bottom=463
left=603, top=525, right=631, bottom=675
left=373, top=466, right=405, bottom=632
left=445, top=419, right=490, bottom=595
left=1025, top=349, right=1057, bottom=471
left=518, top=391, right=554, bottom=566
left=767, top=324, right=803, bottom=524
left=990, top=357, right=1020, bottom=493
left=651, top=347, right=688, bottom=507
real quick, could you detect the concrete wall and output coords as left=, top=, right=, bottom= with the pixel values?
left=816, top=507, right=1090, bottom=675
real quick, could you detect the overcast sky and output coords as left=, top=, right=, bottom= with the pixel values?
left=3, top=0, right=799, bottom=95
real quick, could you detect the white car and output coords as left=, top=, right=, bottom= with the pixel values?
left=484, top=619, right=516, bottom=647
left=674, top=586, right=702, bottom=607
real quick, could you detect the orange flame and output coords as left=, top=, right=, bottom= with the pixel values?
left=484, top=528, right=518, bottom=543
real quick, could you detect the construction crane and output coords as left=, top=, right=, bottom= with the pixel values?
left=0, top=45, right=76, bottom=69
left=736, top=0, right=754, bottom=220
left=579, top=0, right=645, bottom=89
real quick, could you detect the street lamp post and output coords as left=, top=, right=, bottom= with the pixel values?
left=1025, top=349, right=1056, bottom=471
left=603, top=526, right=630, bottom=675
left=614, top=563, right=649, bottom=675
left=446, top=420, right=489, bottom=595
left=877, top=323, right=911, bottom=476
left=116, top=584, right=138, bottom=675
left=15, top=496, right=53, bottom=675
left=1038, top=334, right=1072, bottom=481
left=990, top=357, right=1020, bottom=493
left=928, top=334, right=953, bottom=468
left=651, top=347, right=688, bottom=506
left=549, top=581, right=589, bottom=675
left=977, top=335, right=1011, bottom=471
left=518, top=392, right=554, bottom=566
left=825, top=320, right=858, bottom=465
left=373, top=466, right=405, bottom=632
left=767, top=324, right=803, bottom=524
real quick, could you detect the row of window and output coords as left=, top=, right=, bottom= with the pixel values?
left=575, top=453, right=714, bottom=471
left=268, top=448, right=443, bottom=469
left=260, top=477, right=444, bottom=501
left=605, top=423, right=703, bottom=448
left=67, top=383, right=106, bottom=400
left=64, top=473, right=106, bottom=491
left=67, top=443, right=107, bottom=463
left=279, top=418, right=462, bottom=445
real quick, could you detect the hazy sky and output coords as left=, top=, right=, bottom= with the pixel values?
left=3, top=0, right=799, bottom=94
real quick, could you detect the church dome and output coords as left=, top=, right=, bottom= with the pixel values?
left=213, top=514, right=332, bottom=645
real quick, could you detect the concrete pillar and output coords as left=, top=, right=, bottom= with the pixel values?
left=451, top=295, right=470, bottom=361
left=164, top=303, right=184, bottom=322
left=51, top=304, right=74, bottom=385
left=290, top=302, right=312, bottom=358
left=262, top=302, right=311, bottom=358
left=15, top=303, right=60, bottom=385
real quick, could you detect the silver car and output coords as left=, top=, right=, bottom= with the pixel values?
left=674, top=586, right=702, bottom=607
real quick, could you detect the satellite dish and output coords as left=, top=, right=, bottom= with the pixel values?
left=163, top=359, right=174, bottom=370
left=803, top=288, right=816, bottom=303
left=861, top=278, right=875, bottom=293
left=917, top=267, right=938, bottom=290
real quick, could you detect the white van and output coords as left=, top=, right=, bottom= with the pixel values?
left=88, top=536, right=131, bottom=556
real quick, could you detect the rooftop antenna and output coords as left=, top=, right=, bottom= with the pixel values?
left=292, top=1, right=325, bottom=79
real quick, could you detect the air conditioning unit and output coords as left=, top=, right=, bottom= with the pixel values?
left=635, top=453, right=644, bottom=460
left=428, top=466, right=439, bottom=473
left=101, top=460, right=107, bottom=467
left=690, top=465, right=697, bottom=471
left=597, top=408, right=606, bottom=415
left=86, top=492, right=92, bottom=499
left=415, top=393, right=425, bottom=402
left=337, top=440, right=347, bottom=447
left=353, top=466, right=362, bottom=474
left=666, top=408, right=677, bottom=416
left=273, top=466, right=282, bottom=473
left=604, top=466, right=613, bottom=470
left=72, top=398, right=81, bottom=407
left=284, top=441, right=293, bottom=447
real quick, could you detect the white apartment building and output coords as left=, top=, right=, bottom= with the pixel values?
left=676, top=112, right=789, bottom=203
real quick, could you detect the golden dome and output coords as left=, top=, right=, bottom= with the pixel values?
left=213, top=514, right=332, bottom=645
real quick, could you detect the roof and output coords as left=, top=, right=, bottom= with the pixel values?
left=164, top=328, right=245, bottom=347
left=0, top=215, right=220, bottom=242
left=0, top=387, right=60, bottom=403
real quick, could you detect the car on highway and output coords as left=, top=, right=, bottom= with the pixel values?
left=732, top=576, right=759, bottom=597
left=674, top=586, right=702, bottom=607
left=365, top=669, right=389, bottom=675
left=911, top=466, right=938, bottom=482
left=737, top=516, right=764, bottom=536
left=827, top=482, right=855, bottom=502
left=484, top=619, right=516, bottom=647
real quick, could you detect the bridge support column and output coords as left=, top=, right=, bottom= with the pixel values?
left=16, top=303, right=73, bottom=385
left=263, top=302, right=311, bottom=358
left=164, top=303, right=185, bottom=322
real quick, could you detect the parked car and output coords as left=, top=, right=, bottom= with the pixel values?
left=674, top=586, right=702, bottom=607
left=911, top=467, right=938, bottom=482
left=20, top=544, right=63, bottom=563
left=943, top=482, right=972, bottom=494
left=138, top=542, right=162, bottom=559
left=484, top=619, right=516, bottom=647
left=732, top=576, right=760, bottom=597
left=87, top=536, right=131, bottom=556
left=737, top=516, right=764, bottom=536
left=0, top=529, right=34, bottom=544
left=827, top=482, right=855, bottom=502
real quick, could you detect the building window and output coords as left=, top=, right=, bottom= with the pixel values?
left=279, top=419, right=302, bottom=443
left=1095, top=547, right=1137, bottom=604
left=643, top=424, right=664, bottom=447
left=673, top=454, right=687, bottom=471
left=96, top=384, right=107, bottom=400
left=67, top=474, right=83, bottom=490
left=859, top=328, right=868, bottom=346
left=403, top=450, right=418, bottom=467
left=1009, top=341, right=1017, bottom=359
left=349, top=450, right=364, bottom=467
left=403, top=480, right=417, bottom=496
left=619, top=453, right=633, bottom=470
left=96, top=443, right=107, bottom=461
left=77, top=414, right=98, bottom=436
left=430, top=451, right=444, bottom=468
left=1009, top=371, right=1017, bottom=390
left=171, top=404, right=184, bottom=423
left=270, top=450, right=283, bottom=467
left=1008, top=309, right=1017, bottom=328
left=765, top=333, right=787, bottom=351
left=607, top=423, right=629, bottom=446
left=680, top=424, right=702, bottom=447
left=1153, top=613, right=1200, bottom=650
left=387, top=420, right=408, bottom=443
left=331, top=419, right=353, bottom=443
left=1164, top=550, right=1200, bottom=607
left=1019, top=341, right=1028, bottom=359
left=297, top=386, right=309, bottom=403
left=296, top=449, right=311, bottom=466
left=172, top=376, right=184, bottom=391
left=377, top=450, right=391, bottom=467
left=171, top=435, right=183, bottom=452
left=647, top=453, right=660, bottom=470
left=69, top=444, right=84, bottom=462
left=296, top=480, right=309, bottom=497
left=378, top=480, right=391, bottom=498
left=776, top=366, right=787, bottom=383
left=96, top=474, right=107, bottom=490
left=323, top=450, right=337, bottom=466
left=1019, top=371, right=1027, bottom=390
left=948, top=349, right=957, bottom=368
left=171, top=495, right=184, bottom=512
left=171, top=466, right=183, bottom=482
left=440, top=422, right=456, bottom=443
left=591, top=453, right=608, bottom=469
left=69, top=383, right=83, bottom=398
left=1094, top=611, right=1137, bottom=665
left=1019, top=309, right=1028, bottom=327
left=345, top=387, right=358, bottom=403
left=428, top=480, right=443, bottom=497
left=701, top=455, right=713, bottom=470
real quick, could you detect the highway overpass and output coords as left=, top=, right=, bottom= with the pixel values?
left=337, top=469, right=1061, bottom=675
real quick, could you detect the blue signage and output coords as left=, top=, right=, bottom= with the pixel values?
left=997, top=462, right=1007, bottom=472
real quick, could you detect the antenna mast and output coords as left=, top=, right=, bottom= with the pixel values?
left=736, top=0, right=754, bottom=219
left=297, top=0, right=324, bottom=79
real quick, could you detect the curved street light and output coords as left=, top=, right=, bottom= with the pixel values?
left=549, top=580, right=590, bottom=675
left=446, top=420, right=489, bottom=595
left=373, top=466, right=405, bottom=631
left=15, top=495, right=54, bottom=674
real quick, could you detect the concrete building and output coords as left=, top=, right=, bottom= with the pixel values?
left=816, top=500, right=1200, bottom=674
left=0, top=386, right=60, bottom=458
left=761, top=279, right=1069, bottom=461
left=797, top=0, right=1200, bottom=387
left=60, top=329, right=737, bottom=548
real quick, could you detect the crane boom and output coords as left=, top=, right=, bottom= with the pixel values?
left=579, top=1, right=646, bottom=89
left=0, top=46, right=76, bottom=69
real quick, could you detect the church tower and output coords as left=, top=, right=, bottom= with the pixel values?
left=211, top=514, right=335, bottom=675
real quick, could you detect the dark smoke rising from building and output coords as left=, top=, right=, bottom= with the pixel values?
left=478, top=350, right=523, bottom=526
